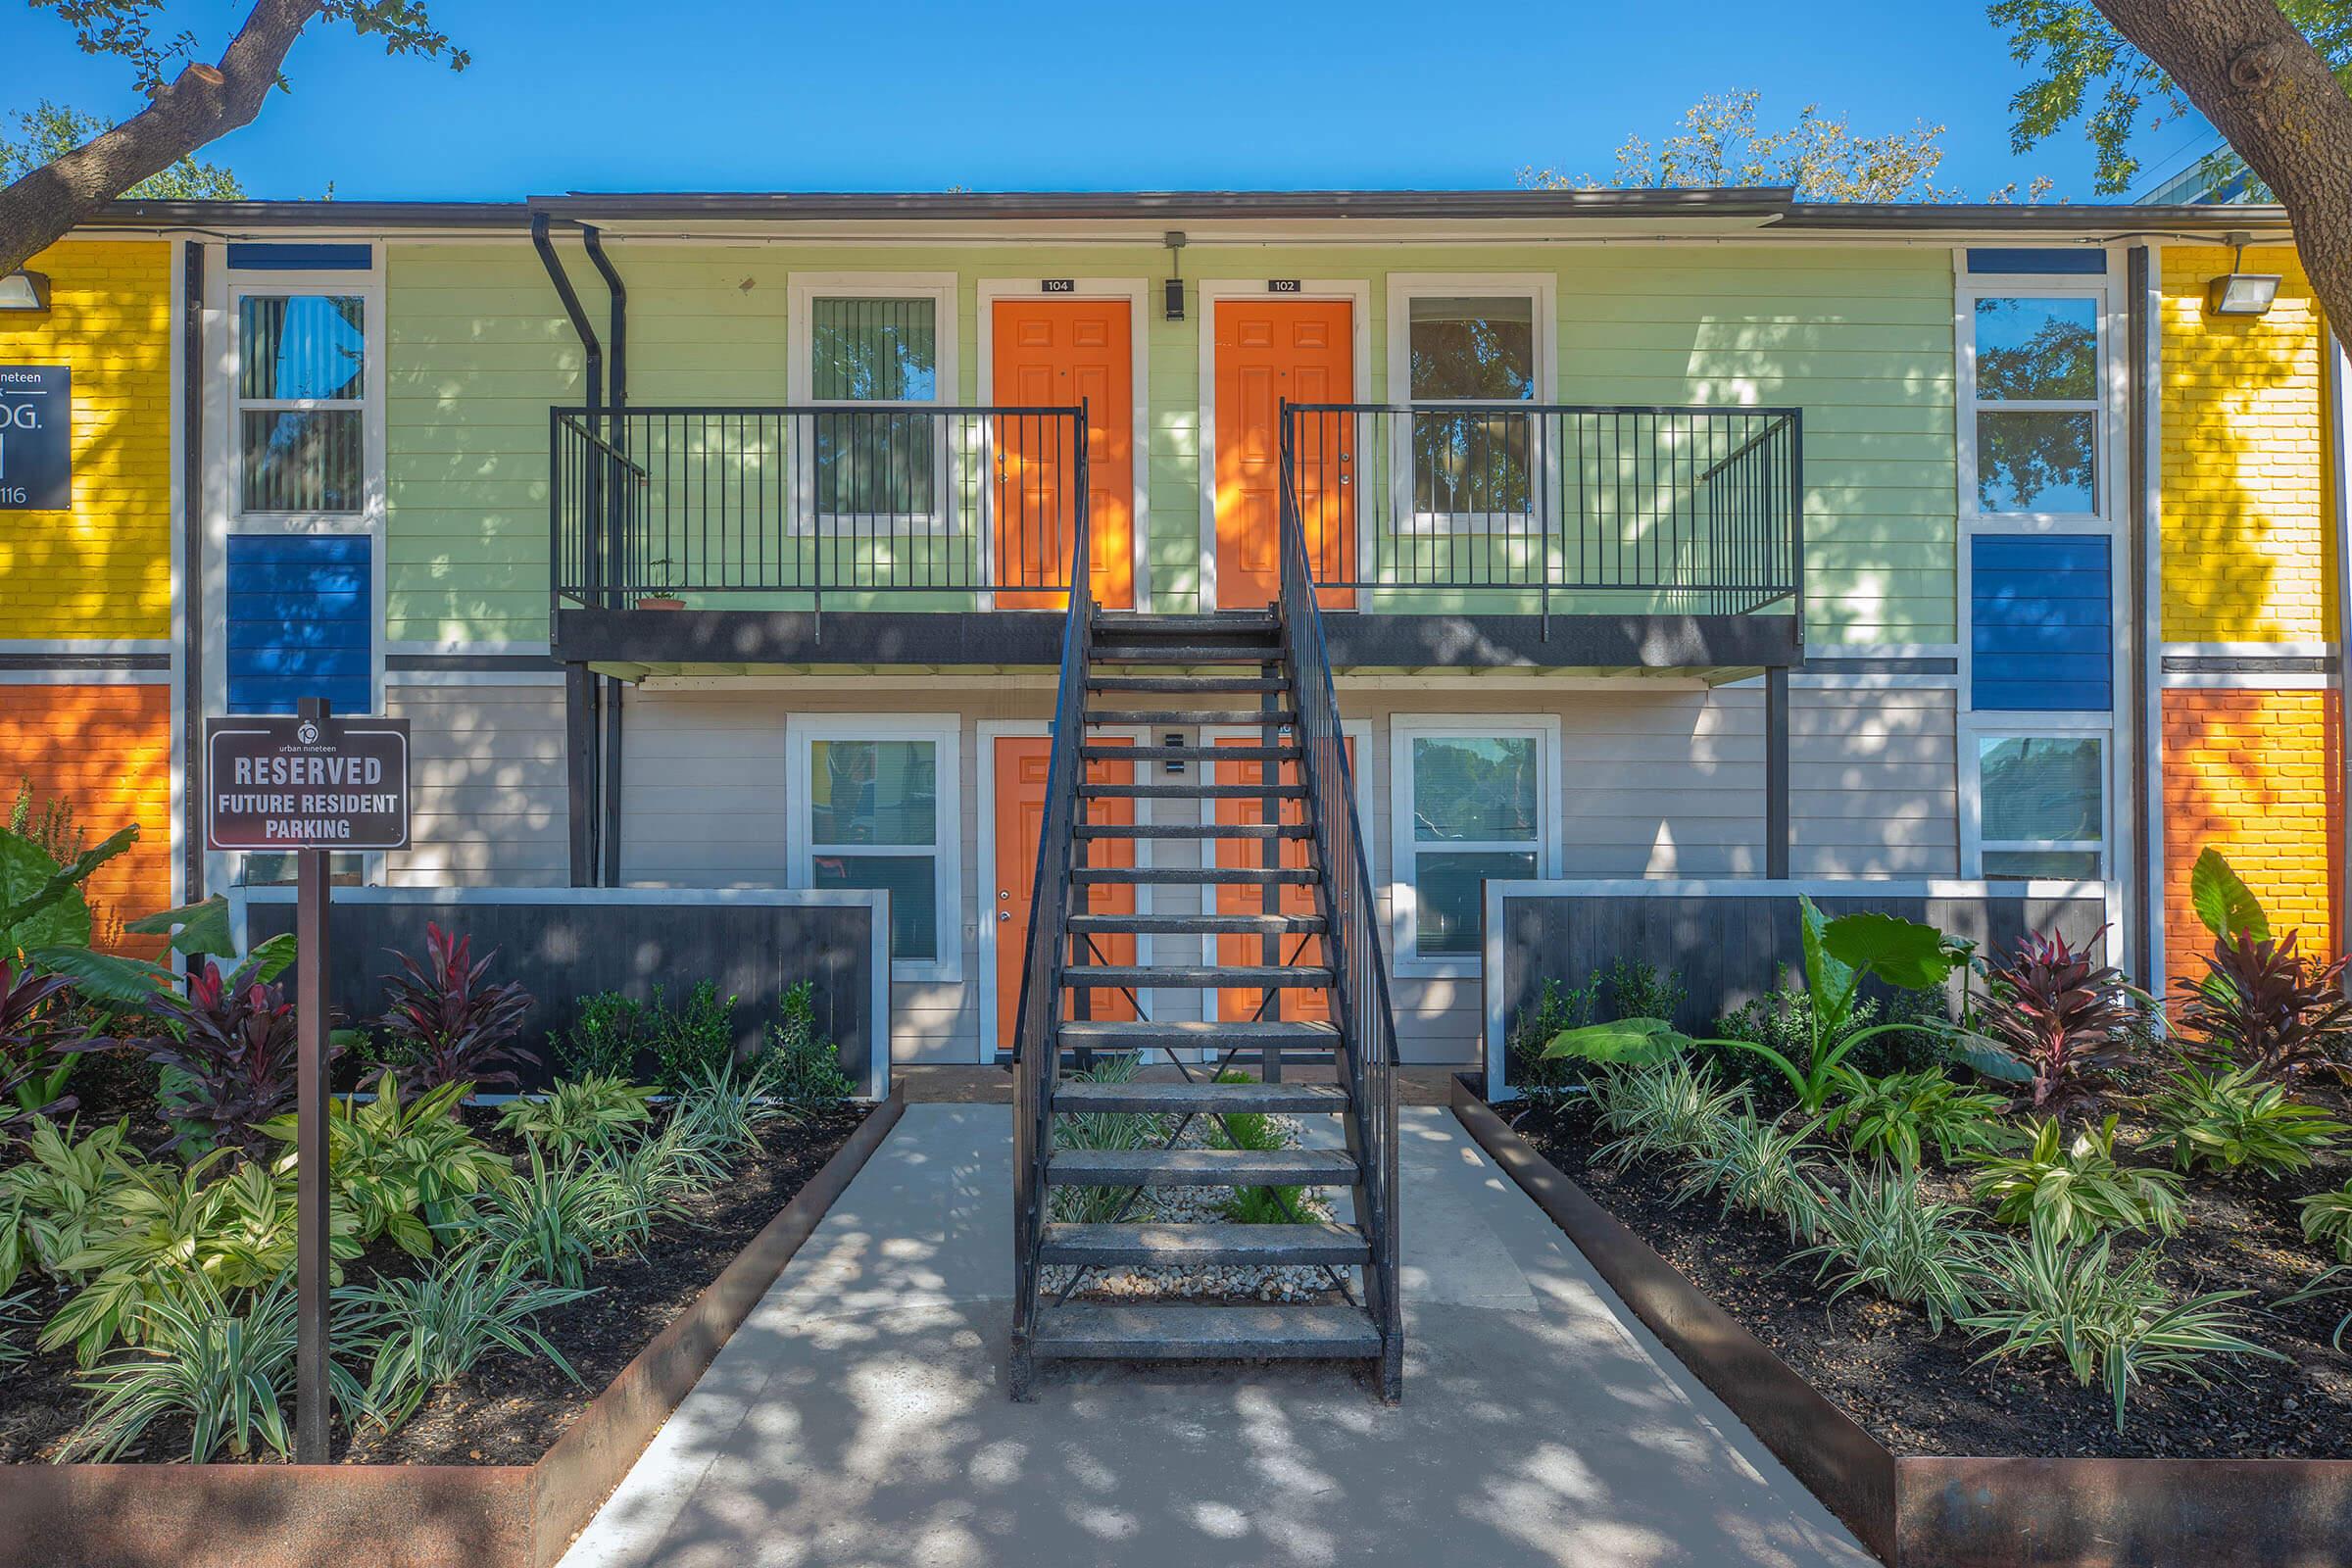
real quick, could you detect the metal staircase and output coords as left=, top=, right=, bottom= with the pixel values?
left=1009, top=418, right=1401, bottom=1401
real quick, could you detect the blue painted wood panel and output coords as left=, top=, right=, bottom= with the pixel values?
left=1971, top=534, right=2112, bottom=712
left=226, top=242, right=373, bottom=271
left=226, top=533, right=372, bottom=714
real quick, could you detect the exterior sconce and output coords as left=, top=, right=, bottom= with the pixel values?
left=1163, top=231, right=1186, bottom=321
left=0, top=270, right=51, bottom=313
left=2206, top=232, right=2280, bottom=318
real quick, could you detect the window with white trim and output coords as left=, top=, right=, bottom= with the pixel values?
left=790, top=280, right=955, bottom=529
left=234, top=291, right=368, bottom=517
left=1975, top=732, right=2107, bottom=880
left=1391, top=717, right=1557, bottom=967
left=788, top=718, right=961, bottom=978
left=1388, top=278, right=1550, bottom=532
left=1962, top=290, right=2105, bottom=521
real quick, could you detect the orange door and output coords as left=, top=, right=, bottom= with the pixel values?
left=993, top=734, right=1139, bottom=1054
left=1213, top=299, right=1353, bottom=611
left=1213, top=734, right=1353, bottom=1024
left=992, top=300, right=1134, bottom=610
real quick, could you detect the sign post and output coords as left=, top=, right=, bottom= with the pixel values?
left=204, top=700, right=410, bottom=1463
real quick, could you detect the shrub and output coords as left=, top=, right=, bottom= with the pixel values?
left=763, top=981, right=856, bottom=1108
left=1966, top=1116, right=2184, bottom=1244
left=260, top=1077, right=510, bottom=1256
left=1793, top=1163, right=1983, bottom=1332
left=554, top=992, right=647, bottom=1083
left=2148, top=1061, right=2347, bottom=1178
left=460, top=1147, right=615, bottom=1290
left=1603, top=958, right=1687, bottom=1029
left=372, top=923, right=535, bottom=1095
left=131, top=958, right=314, bottom=1156
left=1826, top=1069, right=2009, bottom=1170
left=1960, top=1224, right=2278, bottom=1431
left=1961, top=929, right=2138, bottom=1118
left=62, top=1273, right=359, bottom=1462
left=649, top=980, right=737, bottom=1092
left=2176, top=930, right=2352, bottom=1083
left=0, top=1114, right=130, bottom=1291
left=1671, top=1109, right=1824, bottom=1235
left=498, top=1074, right=658, bottom=1159
left=1591, top=1057, right=1746, bottom=1170
left=1508, top=975, right=1597, bottom=1090
left=42, top=1151, right=360, bottom=1365
left=2301, top=1180, right=2352, bottom=1263
left=337, top=1245, right=591, bottom=1433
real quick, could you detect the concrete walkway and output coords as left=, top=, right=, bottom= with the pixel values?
left=560, top=1106, right=1874, bottom=1568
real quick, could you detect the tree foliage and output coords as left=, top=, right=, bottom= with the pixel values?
left=1992, top=0, right=2352, bottom=197
left=1, top=100, right=241, bottom=199
left=1522, top=89, right=2057, bottom=203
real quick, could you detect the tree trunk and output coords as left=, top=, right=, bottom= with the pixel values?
left=0, top=0, right=321, bottom=277
left=2095, top=0, right=2352, bottom=337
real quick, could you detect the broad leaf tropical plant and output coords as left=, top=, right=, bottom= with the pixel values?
left=2189, top=849, right=2270, bottom=946
left=2148, top=1061, right=2348, bottom=1178
left=2175, top=930, right=2352, bottom=1083
left=0, top=1114, right=133, bottom=1292
left=1965, top=1115, right=2183, bottom=1244
left=0, top=821, right=137, bottom=959
left=1542, top=1016, right=1689, bottom=1071
left=259, top=1076, right=511, bottom=1256
left=130, top=958, right=319, bottom=1156
left=0, top=958, right=85, bottom=1131
left=372, top=923, right=535, bottom=1094
left=1961, top=929, right=2139, bottom=1116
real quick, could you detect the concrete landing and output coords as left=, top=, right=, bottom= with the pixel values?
left=559, top=1105, right=1874, bottom=1568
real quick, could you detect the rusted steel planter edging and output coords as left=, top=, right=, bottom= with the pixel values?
left=1450, top=1075, right=2352, bottom=1568
left=0, top=1086, right=908, bottom=1568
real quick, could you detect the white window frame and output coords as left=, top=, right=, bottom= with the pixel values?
left=785, top=712, right=962, bottom=982
left=1389, top=713, right=1561, bottom=977
left=1385, top=273, right=1556, bottom=537
left=1955, top=272, right=2123, bottom=534
left=786, top=273, right=959, bottom=538
left=226, top=276, right=382, bottom=530
left=1961, top=720, right=2112, bottom=882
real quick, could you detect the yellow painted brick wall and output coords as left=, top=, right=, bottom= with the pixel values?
left=0, top=240, right=172, bottom=641
left=2160, top=244, right=2337, bottom=644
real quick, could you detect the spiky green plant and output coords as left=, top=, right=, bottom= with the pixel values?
left=586, top=1113, right=731, bottom=1258
left=1671, top=1109, right=1825, bottom=1235
left=2300, top=1180, right=2352, bottom=1264
left=1826, top=1069, right=2009, bottom=1170
left=669, top=1054, right=784, bottom=1158
left=336, top=1245, right=591, bottom=1433
left=497, top=1074, right=658, bottom=1159
left=2148, top=1061, right=2347, bottom=1178
left=1050, top=1053, right=1167, bottom=1225
left=1960, top=1224, right=2278, bottom=1431
left=1965, top=1115, right=2184, bottom=1244
left=1793, top=1162, right=1983, bottom=1332
left=460, top=1147, right=617, bottom=1290
left=1591, top=1057, right=1746, bottom=1171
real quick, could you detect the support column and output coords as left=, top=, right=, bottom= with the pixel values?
left=565, top=663, right=598, bottom=886
left=1765, top=664, right=1790, bottom=880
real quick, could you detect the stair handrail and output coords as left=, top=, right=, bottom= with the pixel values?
left=1274, top=403, right=1403, bottom=1397
left=1008, top=405, right=1094, bottom=1392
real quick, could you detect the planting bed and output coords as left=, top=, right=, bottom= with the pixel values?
left=1498, top=1087, right=2352, bottom=1459
left=0, top=1094, right=872, bottom=1466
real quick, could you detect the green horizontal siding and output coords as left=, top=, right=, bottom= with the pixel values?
left=385, top=240, right=1956, bottom=647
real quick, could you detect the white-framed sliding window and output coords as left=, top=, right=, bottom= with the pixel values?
left=1963, top=724, right=2111, bottom=881
left=1385, top=272, right=1555, bottom=535
left=786, top=273, right=958, bottom=535
left=1389, top=713, right=1560, bottom=975
left=1956, top=274, right=2122, bottom=532
left=785, top=713, right=962, bottom=982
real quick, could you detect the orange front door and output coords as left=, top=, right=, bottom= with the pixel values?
left=1212, top=734, right=1354, bottom=1024
left=993, top=734, right=1139, bottom=1054
left=1213, top=299, right=1354, bottom=611
left=992, top=300, right=1134, bottom=610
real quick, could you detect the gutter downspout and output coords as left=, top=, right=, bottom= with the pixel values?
left=2127, top=247, right=2155, bottom=990
left=581, top=225, right=628, bottom=889
left=2330, top=332, right=2352, bottom=968
left=532, top=214, right=605, bottom=887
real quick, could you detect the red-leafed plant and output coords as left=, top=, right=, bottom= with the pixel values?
left=2177, top=931, right=2352, bottom=1083
left=372, top=923, right=535, bottom=1095
left=1967, top=929, right=2139, bottom=1118
left=135, top=959, right=317, bottom=1156
left=0, top=958, right=81, bottom=1134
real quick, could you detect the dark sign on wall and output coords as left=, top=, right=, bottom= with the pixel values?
left=205, top=714, right=412, bottom=852
left=0, top=366, right=71, bottom=511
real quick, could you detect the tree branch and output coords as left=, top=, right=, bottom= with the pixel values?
left=2094, top=0, right=2352, bottom=340
left=0, top=0, right=323, bottom=275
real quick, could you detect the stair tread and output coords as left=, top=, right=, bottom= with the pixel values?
left=1075, top=822, right=1309, bottom=839
left=1092, top=646, right=1285, bottom=663
left=1067, top=912, right=1325, bottom=935
left=1029, top=1302, right=1381, bottom=1360
left=1085, top=675, right=1287, bottom=693
left=1047, top=1148, right=1359, bottom=1186
left=1040, top=1221, right=1368, bottom=1266
left=1069, top=964, right=1333, bottom=987
left=1059, top=1019, right=1341, bottom=1042
left=1074, top=866, right=1315, bottom=883
left=1054, top=1080, right=1347, bottom=1116
left=1084, top=743, right=1296, bottom=760
left=1097, top=613, right=1279, bottom=632
left=1086, top=710, right=1300, bottom=726
left=1080, top=782, right=1304, bottom=799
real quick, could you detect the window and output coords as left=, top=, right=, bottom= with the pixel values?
left=788, top=718, right=961, bottom=978
left=1391, top=718, right=1557, bottom=968
left=1389, top=277, right=1551, bottom=531
left=790, top=278, right=956, bottom=531
left=1976, top=733, right=2106, bottom=880
left=1965, top=292, right=2102, bottom=518
left=235, top=292, right=368, bottom=515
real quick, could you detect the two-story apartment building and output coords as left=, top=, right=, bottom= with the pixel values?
left=1, top=189, right=2341, bottom=1061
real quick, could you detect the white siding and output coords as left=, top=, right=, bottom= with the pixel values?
left=384, top=681, right=567, bottom=887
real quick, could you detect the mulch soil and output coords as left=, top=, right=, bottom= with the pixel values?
left=0, top=1059, right=868, bottom=1467
left=1505, top=1084, right=2352, bottom=1460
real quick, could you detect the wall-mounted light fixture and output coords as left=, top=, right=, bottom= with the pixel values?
left=1162, top=231, right=1187, bottom=321
left=2206, top=231, right=2281, bottom=317
left=0, top=270, right=52, bottom=313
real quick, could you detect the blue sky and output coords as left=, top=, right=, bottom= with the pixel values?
left=3, top=0, right=2215, bottom=201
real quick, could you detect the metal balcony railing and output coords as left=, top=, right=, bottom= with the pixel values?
left=1278, top=403, right=1803, bottom=618
left=551, top=404, right=1088, bottom=612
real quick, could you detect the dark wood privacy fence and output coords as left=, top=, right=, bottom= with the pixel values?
left=237, top=886, right=892, bottom=1096
left=1480, top=878, right=2119, bottom=1096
